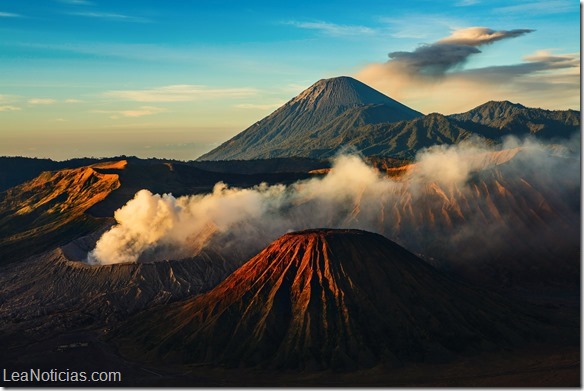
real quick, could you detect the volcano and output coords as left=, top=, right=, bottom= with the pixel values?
left=197, top=76, right=423, bottom=160
left=113, top=229, right=541, bottom=371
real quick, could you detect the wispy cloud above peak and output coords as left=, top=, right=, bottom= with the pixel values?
left=356, top=25, right=578, bottom=113
left=438, top=27, right=534, bottom=46
left=28, top=98, right=57, bottom=105
left=494, top=0, right=575, bottom=15
left=0, top=105, right=22, bottom=112
left=285, top=20, right=376, bottom=37
left=234, top=102, right=284, bottom=110
left=0, top=12, right=22, bottom=18
left=386, top=27, right=535, bottom=77
left=57, top=0, right=95, bottom=5
left=0, top=94, right=21, bottom=104
left=523, top=50, right=579, bottom=68
left=456, top=0, right=480, bottom=6
left=93, top=106, right=168, bottom=119
left=104, top=85, right=258, bottom=102
left=67, top=11, right=149, bottom=22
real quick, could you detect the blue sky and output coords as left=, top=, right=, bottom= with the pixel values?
left=0, top=0, right=579, bottom=160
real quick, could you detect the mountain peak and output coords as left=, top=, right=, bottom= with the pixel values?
left=198, top=76, right=422, bottom=161
left=448, top=100, right=579, bottom=137
left=475, top=100, right=526, bottom=111
left=450, top=101, right=528, bottom=121
left=291, top=76, right=406, bottom=110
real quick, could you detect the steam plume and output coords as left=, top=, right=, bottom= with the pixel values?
left=87, top=135, right=579, bottom=286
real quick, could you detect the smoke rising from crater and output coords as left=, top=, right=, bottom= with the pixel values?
left=87, top=135, right=580, bottom=287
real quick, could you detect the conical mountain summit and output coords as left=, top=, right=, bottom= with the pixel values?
left=198, top=77, right=422, bottom=160
left=290, top=76, right=415, bottom=110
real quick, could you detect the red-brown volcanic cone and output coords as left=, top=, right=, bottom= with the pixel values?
left=114, top=229, right=541, bottom=370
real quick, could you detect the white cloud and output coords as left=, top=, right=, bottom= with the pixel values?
left=0, top=12, right=21, bottom=18
left=494, top=0, right=575, bottom=15
left=28, top=98, right=57, bottom=105
left=0, top=105, right=21, bottom=112
left=67, top=11, right=148, bottom=22
left=456, top=0, right=479, bottom=5
left=234, top=102, right=283, bottom=110
left=379, top=15, right=461, bottom=39
left=285, top=20, right=376, bottom=37
left=355, top=24, right=580, bottom=114
left=437, top=27, right=534, bottom=46
left=57, top=0, right=94, bottom=4
left=104, top=85, right=258, bottom=102
left=93, top=106, right=168, bottom=119
left=65, top=99, right=83, bottom=103
left=0, top=94, right=21, bottom=103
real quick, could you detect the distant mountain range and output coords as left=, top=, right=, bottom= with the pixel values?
left=199, top=76, right=579, bottom=160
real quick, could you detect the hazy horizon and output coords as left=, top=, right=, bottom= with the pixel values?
left=0, top=0, right=579, bottom=160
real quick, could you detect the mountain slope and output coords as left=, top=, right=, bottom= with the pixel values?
left=198, top=76, right=422, bottom=160
left=352, top=103, right=578, bottom=159
left=343, top=113, right=485, bottom=159
left=264, top=104, right=578, bottom=160
left=113, top=229, right=542, bottom=370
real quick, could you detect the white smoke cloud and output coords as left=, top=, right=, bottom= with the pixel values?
left=87, top=136, right=579, bottom=287
left=87, top=182, right=288, bottom=264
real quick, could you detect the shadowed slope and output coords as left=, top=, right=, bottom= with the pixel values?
left=343, top=113, right=483, bottom=159
left=114, top=230, right=543, bottom=371
left=312, top=106, right=578, bottom=159
left=0, top=244, right=241, bottom=340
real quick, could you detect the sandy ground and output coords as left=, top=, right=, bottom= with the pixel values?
left=0, top=326, right=579, bottom=387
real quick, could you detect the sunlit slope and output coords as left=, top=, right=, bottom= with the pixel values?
left=0, top=162, right=123, bottom=263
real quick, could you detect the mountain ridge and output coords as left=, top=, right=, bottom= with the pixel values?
left=197, top=78, right=579, bottom=161
left=448, top=100, right=579, bottom=139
